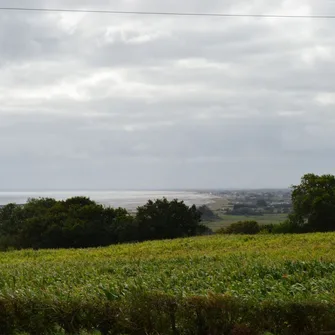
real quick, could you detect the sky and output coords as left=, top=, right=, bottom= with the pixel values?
left=0, top=0, right=335, bottom=190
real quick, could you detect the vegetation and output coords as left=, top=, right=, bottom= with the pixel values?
left=0, top=234, right=334, bottom=334
left=0, top=197, right=205, bottom=250
left=289, top=173, right=335, bottom=232
left=2, top=173, right=333, bottom=249
left=206, top=214, right=287, bottom=231
left=0, top=172, right=334, bottom=333
left=212, top=173, right=335, bottom=235
left=197, top=205, right=219, bottom=221
left=226, top=203, right=264, bottom=216
left=216, top=220, right=261, bottom=235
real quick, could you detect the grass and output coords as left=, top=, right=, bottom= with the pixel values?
left=207, top=213, right=288, bottom=231
left=206, top=197, right=289, bottom=231
left=1, top=233, right=335, bottom=334
left=206, top=214, right=287, bottom=231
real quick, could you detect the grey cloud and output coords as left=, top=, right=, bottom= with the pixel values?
left=0, top=0, right=334, bottom=189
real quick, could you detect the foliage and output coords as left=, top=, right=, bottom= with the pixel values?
left=207, top=214, right=287, bottom=232
left=135, top=198, right=204, bottom=241
left=227, top=204, right=264, bottom=216
left=0, top=197, right=204, bottom=250
left=217, top=221, right=261, bottom=235
left=271, top=220, right=301, bottom=234
left=259, top=224, right=275, bottom=234
left=197, top=205, right=219, bottom=221
left=0, top=234, right=334, bottom=334
left=289, top=173, right=335, bottom=232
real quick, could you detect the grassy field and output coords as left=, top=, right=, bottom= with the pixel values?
left=207, top=213, right=288, bottom=231
left=1, top=233, right=335, bottom=334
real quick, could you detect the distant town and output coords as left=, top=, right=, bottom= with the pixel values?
left=213, top=189, right=291, bottom=215
left=198, top=189, right=292, bottom=230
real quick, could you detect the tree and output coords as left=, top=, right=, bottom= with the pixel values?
left=102, top=207, right=136, bottom=243
left=64, top=196, right=96, bottom=208
left=289, top=173, right=335, bottom=232
left=0, top=203, right=23, bottom=236
left=0, top=196, right=208, bottom=250
left=197, top=205, right=219, bottom=221
left=0, top=197, right=136, bottom=249
left=0, top=203, right=23, bottom=249
left=135, top=198, right=204, bottom=241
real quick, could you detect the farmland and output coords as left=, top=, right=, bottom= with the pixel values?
left=206, top=213, right=288, bottom=231
left=1, top=233, right=335, bottom=334
left=204, top=188, right=291, bottom=231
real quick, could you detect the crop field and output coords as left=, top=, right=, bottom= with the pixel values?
left=207, top=213, right=288, bottom=231
left=1, top=233, right=335, bottom=334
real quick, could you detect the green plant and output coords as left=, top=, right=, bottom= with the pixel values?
left=0, top=234, right=334, bottom=333
left=217, top=221, right=261, bottom=235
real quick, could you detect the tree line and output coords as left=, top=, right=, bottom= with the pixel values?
left=219, top=174, right=335, bottom=235
left=0, top=173, right=334, bottom=249
left=0, top=197, right=208, bottom=250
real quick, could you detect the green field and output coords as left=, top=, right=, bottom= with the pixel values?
left=207, top=213, right=288, bottom=231
left=0, top=233, right=335, bottom=334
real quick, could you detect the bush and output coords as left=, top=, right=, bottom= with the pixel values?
left=259, top=224, right=275, bottom=234
left=272, top=220, right=307, bottom=234
left=0, top=294, right=334, bottom=334
left=217, top=221, right=261, bottom=235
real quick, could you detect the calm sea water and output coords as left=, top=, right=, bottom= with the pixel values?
left=0, top=191, right=216, bottom=210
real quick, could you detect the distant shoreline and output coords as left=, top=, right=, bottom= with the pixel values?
left=0, top=190, right=219, bottom=210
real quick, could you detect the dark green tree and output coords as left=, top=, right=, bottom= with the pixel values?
left=0, top=196, right=209, bottom=250
left=135, top=198, right=204, bottom=241
left=289, top=173, right=335, bottom=232
left=19, top=198, right=60, bottom=249
left=63, top=196, right=96, bottom=208
left=0, top=203, right=23, bottom=236
left=0, top=203, right=23, bottom=249
left=0, top=197, right=136, bottom=249
left=197, top=205, right=219, bottom=221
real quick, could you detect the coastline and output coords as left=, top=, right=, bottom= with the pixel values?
left=0, top=190, right=219, bottom=210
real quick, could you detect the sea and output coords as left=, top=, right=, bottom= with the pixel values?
left=0, top=191, right=217, bottom=211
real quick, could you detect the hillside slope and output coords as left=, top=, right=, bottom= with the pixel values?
left=1, top=234, right=335, bottom=334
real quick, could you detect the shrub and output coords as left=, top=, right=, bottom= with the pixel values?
left=272, top=220, right=306, bottom=234
left=259, top=224, right=275, bottom=234
left=217, top=221, right=261, bottom=235
left=0, top=294, right=334, bottom=335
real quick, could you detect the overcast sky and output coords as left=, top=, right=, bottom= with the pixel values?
left=0, top=0, right=334, bottom=190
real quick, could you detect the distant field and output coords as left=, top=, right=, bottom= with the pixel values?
left=1, top=233, right=335, bottom=334
left=207, top=213, right=288, bottom=231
